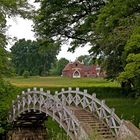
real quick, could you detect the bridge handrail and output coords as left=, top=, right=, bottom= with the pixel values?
left=8, top=87, right=123, bottom=139
left=8, top=89, right=88, bottom=140
left=55, top=88, right=122, bottom=136
left=56, top=90, right=121, bottom=122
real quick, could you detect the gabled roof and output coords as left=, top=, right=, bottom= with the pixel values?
left=63, top=60, right=83, bottom=71
left=63, top=62, right=73, bottom=71
left=63, top=60, right=100, bottom=72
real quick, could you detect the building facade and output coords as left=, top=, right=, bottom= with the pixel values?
left=62, top=60, right=105, bottom=78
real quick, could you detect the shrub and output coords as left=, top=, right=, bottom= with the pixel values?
left=135, top=96, right=140, bottom=105
left=40, top=71, right=48, bottom=77
left=22, top=71, right=30, bottom=78
left=0, top=79, right=19, bottom=137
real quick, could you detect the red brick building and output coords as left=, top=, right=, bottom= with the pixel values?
left=62, top=60, right=105, bottom=78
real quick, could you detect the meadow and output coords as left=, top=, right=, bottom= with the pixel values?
left=4, top=76, right=140, bottom=139
left=5, top=76, right=120, bottom=87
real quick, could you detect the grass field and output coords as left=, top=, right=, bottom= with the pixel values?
left=5, top=76, right=120, bottom=87
left=106, top=98, right=140, bottom=126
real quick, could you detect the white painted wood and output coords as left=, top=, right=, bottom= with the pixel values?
left=9, top=89, right=87, bottom=140
left=56, top=89, right=122, bottom=136
left=8, top=88, right=129, bottom=140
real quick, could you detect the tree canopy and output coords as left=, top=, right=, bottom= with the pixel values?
left=33, top=0, right=105, bottom=50
left=0, top=0, right=31, bottom=78
left=0, top=0, right=32, bottom=136
left=49, top=58, right=69, bottom=76
left=95, top=0, right=140, bottom=93
left=11, top=39, right=60, bottom=76
left=118, top=26, right=140, bottom=95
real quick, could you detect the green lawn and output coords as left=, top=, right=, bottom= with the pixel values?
left=106, top=98, right=140, bottom=126
left=5, top=76, right=120, bottom=87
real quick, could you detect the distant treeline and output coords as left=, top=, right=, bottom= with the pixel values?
left=9, top=39, right=97, bottom=77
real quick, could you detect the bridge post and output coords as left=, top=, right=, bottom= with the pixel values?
left=99, top=100, right=105, bottom=119
left=90, top=93, right=96, bottom=112
left=68, top=87, right=72, bottom=91
left=33, top=87, right=37, bottom=91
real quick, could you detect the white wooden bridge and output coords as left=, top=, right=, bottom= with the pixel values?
left=8, top=88, right=139, bottom=140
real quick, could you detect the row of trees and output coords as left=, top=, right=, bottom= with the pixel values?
left=33, top=0, right=140, bottom=95
left=11, top=39, right=60, bottom=76
left=11, top=39, right=95, bottom=76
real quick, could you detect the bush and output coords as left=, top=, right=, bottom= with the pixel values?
left=40, top=71, right=48, bottom=77
left=0, top=79, right=20, bottom=136
left=22, top=71, right=30, bottom=78
left=135, top=96, right=140, bottom=105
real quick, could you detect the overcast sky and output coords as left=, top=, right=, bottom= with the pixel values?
left=6, top=1, right=91, bottom=61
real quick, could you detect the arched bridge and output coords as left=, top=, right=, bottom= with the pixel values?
left=8, top=88, right=136, bottom=140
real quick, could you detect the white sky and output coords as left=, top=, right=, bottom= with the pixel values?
left=6, top=1, right=91, bottom=61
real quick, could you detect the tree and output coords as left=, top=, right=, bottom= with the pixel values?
left=118, top=26, right=140, bottom=95
left=95, top=0, right=140, bottom=93
left=0, top=0, right=32, bottom=137
left=0, top=0, right=31, bottom=78
left=38, top=39, right=60, bottom=76
left=49, top=58, right=69, bottom=75
left=33, top=0, right=105, bottom=50
left=11, top=39, right=60, bottom=76
left=11, top=39, right=38, bottom=75
left=0, top=48, right=7, bottom=78
left=95, top=0, right=137, bottom=78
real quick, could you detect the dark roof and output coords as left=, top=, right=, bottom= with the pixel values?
left=63, top=61, right=100, bottom=72
left=63, top=62, right=73, bottom=71
left=63, top=60, right=83, bottom=71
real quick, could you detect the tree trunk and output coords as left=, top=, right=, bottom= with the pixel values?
left=121, top=81, right=132, bottom=96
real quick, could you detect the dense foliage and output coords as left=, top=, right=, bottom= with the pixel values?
left=33, top=0, right=105, bottom=50
left=0, top=0, right=33, bottom=137
left=118, top=26, right=140, bottom=96
left=0, top=0, right=32, bottom=78
left=0, top=80, right=19, bottom=137
left=49, top=58, right=69, bottom=75
left=96, top=0, right=140, bottom=94
left=0, top=49, right=8, bottom=78
left=22, top=70, right=30, bottom=78
left=11, top=39, right=60, bottom=76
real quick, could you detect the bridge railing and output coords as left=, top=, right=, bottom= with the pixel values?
left=8, top=88, right=88, bottom=140
left=55, top=87, right=122, bottom=136
left=8, top=87, right=123, bottom=139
